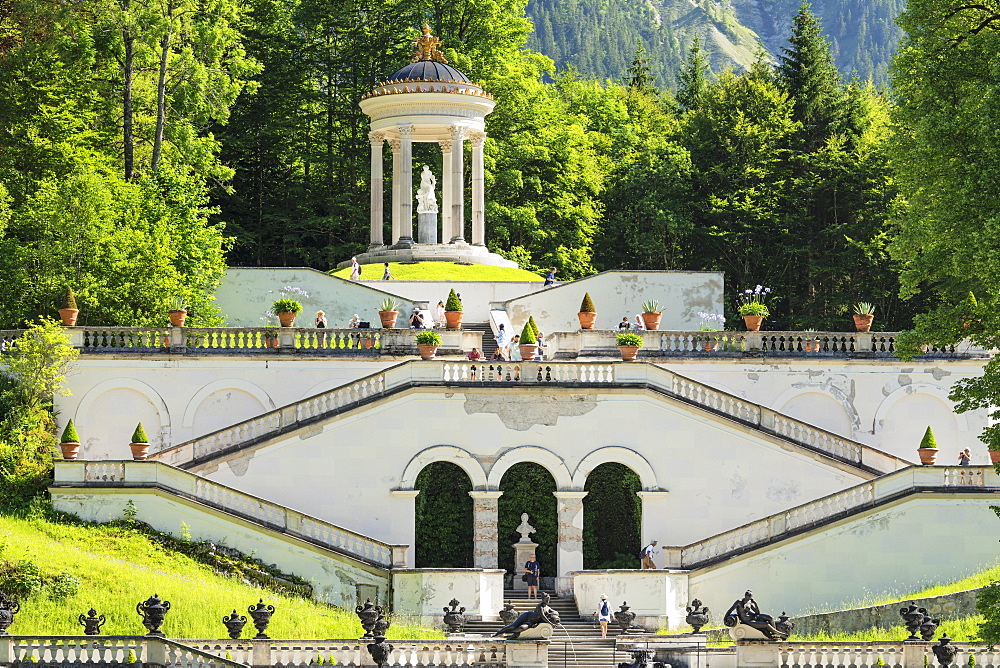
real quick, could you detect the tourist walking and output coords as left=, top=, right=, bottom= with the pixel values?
left=350, top=257, right=361, bottom=281
left=641, top=540, right=658, bottom=569
left=959, top=448, right=972, bottom=465
left=436, top=301, right=446, bottom=328
left=315, top=310, right=327, bottom=347
left=524, top=554, right=541, bottom=600
left=382, top=263, right=393, bottom=280
left=495, top=323, right=507, bottom=359
left=595, top=594, right=612, bottom=638
left=544, top=267, right=557, bottom=287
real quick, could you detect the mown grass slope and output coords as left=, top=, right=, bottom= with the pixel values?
left=0, top=511, right=441, bottom=639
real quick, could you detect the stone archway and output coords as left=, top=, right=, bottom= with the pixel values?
left=583, top=462, right=642, bottom=569
left=413, top=461, right=474, bottom=568
left=498, top=462, right=557, bottom=577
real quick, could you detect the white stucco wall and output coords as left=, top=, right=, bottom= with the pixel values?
left=186, top=386, right=868, bottom=567
left=392, top=569, right=505, bottom=628
left=216, top=268, right=421, bottom=328
left=571, top=570, right=689, bottom=630
left=662, top=359, right=990, bottom=463
left=504, top=271, right=724, bottom=334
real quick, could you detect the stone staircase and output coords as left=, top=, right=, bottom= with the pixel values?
left=462, top=322, right=499, bottom=359
left=461, top=590, right=638, bottom=668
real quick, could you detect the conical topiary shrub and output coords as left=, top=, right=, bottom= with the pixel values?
left=578, top=293, right=597, bottom=329
left=519, top=321, right=536, bottom=344
left=59, top=419, right=81, bottom=460
left=527, top=316, right=540, bottom=337
left=59, top=286, right=79, bottom=326
left=917, top=426, right=938, bottom=465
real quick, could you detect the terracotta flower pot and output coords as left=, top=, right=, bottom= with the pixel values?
left=417, top=344, right=438, bottom=360
left=60, top=442, right=81, bottom=460
left=989, top=450, right=1000, bottom=465
left=743, top=315, right=763, bottom=331
left=578, top=312, right=597, bottom=329
left=804, top=339, right=821, bottom=353
left=378, top=310, right=399, bottom=329
left=853, top=314, right=874, bottom=332
left=168, top=309, right=188, bottom=327
left=519, top=344, right=538, bottom=360
left=917, top=447, right=937, bottom=465
left=619, top=345, right=640, bottom=361
left=703, top=339, right=719, bottom=352
left=58, top=308, right=79, bottom=327
left=444, top=311, right=464, bottom=329
left=130, top=442, right=151, bottom=461
left=277, top=312, right=297, bottom=327
left=641, top=313, right=662, bottom=331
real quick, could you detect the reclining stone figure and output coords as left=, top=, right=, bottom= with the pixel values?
left=723, top=590, right=788, bottom=640
left=493, top=593, right=561, bottom=639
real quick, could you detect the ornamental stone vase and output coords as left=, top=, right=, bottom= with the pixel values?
left=743, top=315, right=763, bottom=331
left=248, top=599, right=275, bottom=639
left=168, top=310, right=188, bottom=327
left=223, top=610, right=247, bottom=639
left=367, top=636, right=394, bottom=668
left=619, top=345, right=640, bottom=361
left=417, top=344, right=438, bottom=360
left=356, top=599, right=382, bottom=638
left=578, top=312, right=597, bottom=329
left=442, top=599, right=466, bottom=633
left=0, top=591, right=21, bottom=635
left=917, top=448, right=938, bottom=466
left=933, top=635, right=959, bottom=666
left=378, top=310, right=399, bottom=329
left=641, top=313, right=662, bottom=331
left=853, top=314, right=874, bottom=332
left=685, top=600, right=709, bottom=634
left=499, top=603, right=517, bottom=625
left=58, top=308, right=79, bottom=327
left=444, top=311, right=464, bottom=329
left=614, top=602, right=636, bottom=634
left=519, top=344, right=538, bottom=360
left=79, top=608, right=106, bottom=636
left=136, top=594, right=170, bottom=637
left=60, top=441, right=81, bottom=460
left=277, top=312, right=297, bottom=327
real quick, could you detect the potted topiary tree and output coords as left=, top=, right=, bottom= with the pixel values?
left=444, top=289, right=463, bottom=329
left=272, top=298, right=302, bottom=327
left=917, top=426, right=938, bottom=465
left=616, top=331, right=643, bottom=361
left=60, top=420, right=81, bottom=460
left=378, top=298, right=400, bottom=329
left=415, top=330, right=442, bottom=360
left=59, top=287, right=79, bottom=327
left=526, top=315, right=540, bottom=338
left=518, top=321, right=538, bottom=360
left=578, top=293, right=597, bottom=329
left=168, top=297, right=188, bottom=327
left=130, top=422, right=151, bottom=461
left=853, top=301, right=875, bottom=332
left=641, top=300, right=664, bottom=331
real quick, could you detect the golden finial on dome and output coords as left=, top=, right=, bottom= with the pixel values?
left=411, top=25, right=448, bottom=64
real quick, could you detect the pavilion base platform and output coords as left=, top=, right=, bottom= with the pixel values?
left=337, top=242, right=518, bottom=268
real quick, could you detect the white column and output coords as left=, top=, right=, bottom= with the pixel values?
left=389, top=138, right=401, bottom=246
left=439, top=139, right=453, bottom=245
left=449, top=125, right=465, bottom=243
left=469, top=131, right=486, bottom=246
left=389, top=489, right=420, bottom=568
left=637, top=491, right=671, bottom=567
left=553, top=491, right=587, bottom=579
left=398, top=125, right=415, bottom=246
left=469, top=490, right=503, bottom=568
left=369, top=131, right=385, bottom=248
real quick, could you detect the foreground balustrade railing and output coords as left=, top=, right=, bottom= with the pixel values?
left=0, top=636, right=248, bottom=668
left=731, top=639, right=1000, bottom=668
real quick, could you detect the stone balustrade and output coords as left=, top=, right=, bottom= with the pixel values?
left=731, top=639, right=999, bottom=668
left=0, top=636, right=247, bottom=668
left=53, top=461, right=406, bottom=569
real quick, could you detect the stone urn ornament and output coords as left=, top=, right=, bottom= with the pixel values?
left=933, top=635, right=959, bottom=667
left=685, top=599, right=709, bottom=634
left=78, top=608, right=106, bottom=636
left=920, top=612, right=940, bottom=641
left=223, top=610, right=248, bottom=639
left=614, top=602, right=636, bottom=634
left=775, top=612, right=795, bottom=638
left=366, top=635, right=394, bottom=668
left=900, top=601, right=927, bottom=641
left=0, top=591, right=21, bottom=635
left=373, top=613, right=391, bottom=638
left=248, top=599, right=275, bottom=639
left=136, top=593, right=170, bottom=637
left=356, top=599, right=382, bottom=638
left=499, top=603, right=518, bottom=625
left=443, top=598, right=466, bottom=633
left=617, top=647, right=654, bottom=668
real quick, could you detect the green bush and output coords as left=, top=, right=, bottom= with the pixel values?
left=60, top=420, right=79, bottom=444
left=616, top=332, right=643, bottom=347
left=415, top=331, right=442, bottom=345
left=63, top=287, right=77, bottom=311
left=527, top=316, right=540, bottom=337
left=46, top=572, right=80, bottom=600
left=579, top=292, right=596, bottom=313
left=919, top=426, right=938, bottom=449
left=445, top=289, right=462, bottom=312
left=131, top=422, right=149, bottom=444
left=519, top=321, right=536, bottom=344
left=853, top=301, right=875, bottom=315
left=271, top=298, right=302, bottom=314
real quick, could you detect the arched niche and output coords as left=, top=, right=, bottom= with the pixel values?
left=498, top=462, right=557, bottom=575
left=571, top=446, right=659, bottom=490
left=74, top=379, right=170, bottom=459
left=877, top=388, right=962, bottom=459
left=487, top=445, right=573, bottom=490
left=182, top=380, right=274, bottom=438
left=583, top=462, right=642, bottom=569
left=399, top=445, right=488, bottom=490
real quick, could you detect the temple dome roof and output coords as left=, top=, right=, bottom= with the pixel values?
left=386, top=60, right=471, bottom=84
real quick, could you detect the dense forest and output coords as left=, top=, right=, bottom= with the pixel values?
left=0, top=0, right=995, bottom=333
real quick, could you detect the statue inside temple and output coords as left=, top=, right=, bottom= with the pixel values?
left=416, top=165, right=438, bottom=214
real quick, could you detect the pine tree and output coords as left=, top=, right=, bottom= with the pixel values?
left=625, top=45, right=655, bottom=93
left=676, top=36, right=709, bottom=111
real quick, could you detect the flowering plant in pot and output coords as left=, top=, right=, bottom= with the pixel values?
left=697, top=312, right=725, bottom=351
left=444, top=289, right=464, bottom=329
left=378, top=297, right=400, bottom=329
left=130, top=422, right=151, bottom=461
left=415, top=330, right=442, bottom=360
left=59, top=287, right=79, bottom=326
left=60, top=420, right=81, bottom=460
left=578, top=293, right=597, bottom=329
left=640, top=300, right=664, bottom=331
left=168, top=296, right=188, bottom=327
left=616, top=331, right=643, bottom=361
left=852, top=301, right=875, bottom=333
left=737, top=286, right=771, bottom=331
left=272, top=298, right=302, bottom=327
left=917, top=425, right=938, bottom=465
left=518, top=321, right=538, bottom=360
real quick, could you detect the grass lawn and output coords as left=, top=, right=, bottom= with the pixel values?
left=329, top=262, right=543, bottom=282
left=0, top=511, right=441, bottom=639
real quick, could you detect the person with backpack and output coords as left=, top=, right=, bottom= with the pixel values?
left=594, top=594, right=612, bottom=638
left=641, top=540, right=658, bottom=569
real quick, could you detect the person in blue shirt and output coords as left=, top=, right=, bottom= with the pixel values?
left=524, top=554, right=540, bottom=600
left=382, top=263, right=392, bottom=280
left=544, top=268, right=557, bottom=287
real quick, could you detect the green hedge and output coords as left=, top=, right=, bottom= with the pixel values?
left=414, top=462, right=473, bottom=568
left=583, top=463, right=641, bottom=569
left=498, top=463, right=557, bottom=574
